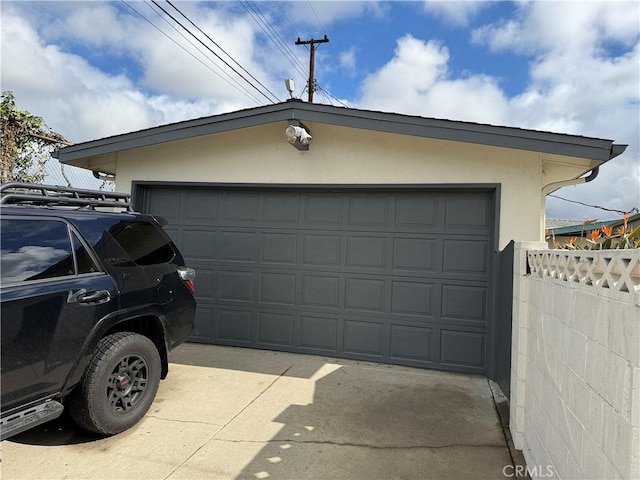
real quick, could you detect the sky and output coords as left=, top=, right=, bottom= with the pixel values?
left=1, top=0, right=639, bottom=222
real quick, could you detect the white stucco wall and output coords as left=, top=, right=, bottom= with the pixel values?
left=103, top=122, right=554, bottom=249
left=66, top=119, right=600, bottom=249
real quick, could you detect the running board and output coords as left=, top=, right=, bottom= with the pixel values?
left=1, top=400, right=64, bottom=440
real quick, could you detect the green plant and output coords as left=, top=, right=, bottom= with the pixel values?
left=551, top=214, right=640, bottom=250
left=1, top=91, right=68, bottom=183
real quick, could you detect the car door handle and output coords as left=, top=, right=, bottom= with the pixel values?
left=77, top=290, right=111, bottom=305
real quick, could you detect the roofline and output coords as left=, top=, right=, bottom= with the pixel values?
left=548, top=212, right=640, bottom=235
left=56, top=101, right=626, bottom=163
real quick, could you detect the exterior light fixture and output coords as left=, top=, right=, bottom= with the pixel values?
left=285, top=120, right=312, bottom=151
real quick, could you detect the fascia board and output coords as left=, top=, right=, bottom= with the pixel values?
left=56, top=102, right=620, bottom=164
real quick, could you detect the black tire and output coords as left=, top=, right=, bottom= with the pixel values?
left=68, top=332, right=161, bottom=435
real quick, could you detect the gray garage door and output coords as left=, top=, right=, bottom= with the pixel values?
left=140, top=186, right=495, bottom=374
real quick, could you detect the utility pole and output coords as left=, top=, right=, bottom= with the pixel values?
left=295, top=35, right=329, bottom=103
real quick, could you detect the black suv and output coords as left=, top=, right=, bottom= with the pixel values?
left=0, top=183, right=196, bottom=439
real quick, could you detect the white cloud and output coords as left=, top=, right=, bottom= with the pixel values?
left=472, top=1, right=640, bottom=219
left=1, top=9, right=153, bottom=141
left=339, top=47, right=358, bottom=75
left=0, top=3, right=265, bottom=141
left=357, top=35, right=509, bottom=124
left=422, top=0, right=488, bottom=27
left=283, top=1, right=387, bottom=29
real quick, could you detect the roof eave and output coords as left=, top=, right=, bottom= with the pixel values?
left=56, top=102, right=621, bottom=164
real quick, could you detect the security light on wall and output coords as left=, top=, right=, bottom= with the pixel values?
left=285, top=120, right=312, bottom=150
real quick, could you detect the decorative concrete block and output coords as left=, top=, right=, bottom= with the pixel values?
left=603, top=402, right=633, bottom=478
left=632, top=367, right=640, bottom=428
left=542, top=378, right=563, bottom=428
left=562, top=407, right=584, bottom=469
left=552, top=283, right=574, bottom=324
left=631, top=426, right=640, bottom=480
left=566, top=329, right=587, bottom=379
left=581, top=431, right=607, bottom=480
left=568, top=372, right=590, bottom=428
left=605, top=354, right=633, bottom=421
left=572, top=289, right=604, bottom=341
left=546, top=424, right=569, bottom=479
left=531, top=399, right=548, bottom=444
left=585, top=340, right=611, bottom=400
left=607, top=300, right=640, bottom=367
left=587, top=389, right=605, bottom=446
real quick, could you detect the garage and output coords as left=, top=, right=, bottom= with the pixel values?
left=138, top=184, right=495, bottom=374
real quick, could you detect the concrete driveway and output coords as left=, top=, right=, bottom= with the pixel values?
left=2, top=344, right=514, bottom=479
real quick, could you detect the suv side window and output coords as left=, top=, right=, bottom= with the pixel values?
left=72, top=231, right=99, bottom=275
left=102, top=220, right=175, bottom=265
left=1, top=219, right=98, bottom=285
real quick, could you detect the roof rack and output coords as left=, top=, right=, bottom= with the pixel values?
left=0, top=183, right=134, bottom=212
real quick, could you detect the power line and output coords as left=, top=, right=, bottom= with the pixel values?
left=164, top=0, right=281, bottom=103
left=240, top=1, right=308, bottom=79
left=548, top=194, right=639, bottom=216
left=152, top=0, right=280, bottom=104
left=307, top=0, right=328, bottom=36
left=128, top=0, right=262, bottom=104
left=316, top=84, right=350, bottom=108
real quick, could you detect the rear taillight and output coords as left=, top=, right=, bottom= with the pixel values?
left=178, top=267, right=196, bottom=293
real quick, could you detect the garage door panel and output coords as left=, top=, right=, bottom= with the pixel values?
left=304, top=194, right=343, bottom=225
left=445, top=193, right=491, bottom=231
left=440, top=329, right=486, bottom=370
left=263, top=193, right=300, bottom=223
left=185, top=191, right=220, bottom=224
left=259, top=272, right=296, bottom=305
left=220, top=231, right=257, bottom=262
left=441, top=284, right=487, bottom=324
left=347, top=194, right=389, bottom=226
left=182, top=229, right=216, bottom=260
left=346, top=236, right=387, bottom=269
left=142, top=186, right=494, bottom=374
left=345, top=278, right=386, bottom=313
left=389, top=325, right=434, bottom=363
left=147, top=188, right=181, bottom=222
left=302, top=234, right=341, bottom=266
left=301, top=275, right=340, bottom=309
left=261, top=232, right=297, bottom=264
left=222, top=193, right=259, bottom=222
left=443, top=239, right=488, bottom=276
left=217, top=309, right=253, bottom=344
left=393, top=237, right=436, bottom=271
left=391, top=281, right=434, bottom=317
left=192, top=305, right=215, bottom=342
left=257, top=312, right=294, bottom=347
left=219, top=270, right=254, bottom=302
left=395, top=194, right=438, bottom=228
left=300, top=315, right=338, bottom=352
left=343, top=319, right=385, bottom=358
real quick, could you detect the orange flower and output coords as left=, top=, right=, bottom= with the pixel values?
left=590, top=229, right=600, bottom=241
left=624, top=213, right=629, bottom=228
left=617, top=226, right=627, bottom=236
left=568, top=236, right=577, bottom=246
left=602, top=225, right=613, bottom=237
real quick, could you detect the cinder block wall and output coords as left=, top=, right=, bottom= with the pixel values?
left=510, top=245, right=640, bottom=479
